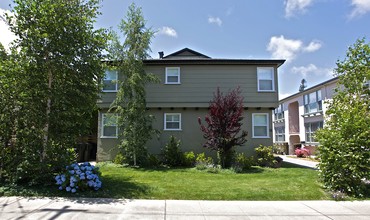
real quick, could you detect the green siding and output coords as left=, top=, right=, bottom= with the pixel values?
left=145, top=65, right=278, bottom=107
left=97, top=108, right=274, bottom=161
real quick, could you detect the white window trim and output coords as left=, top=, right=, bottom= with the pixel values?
left=102, top=70, right=118, bottom=92
left=164, top=113, right=182, bottom=131
left=101, top=113, right=118, bottom=138
left=304, top=121, right=323, bottom=144
left=252, top=113, right=270, bottom=138
left=165, top=67, right=181, bottom=84
left=257, top=67, right=275, bottom=92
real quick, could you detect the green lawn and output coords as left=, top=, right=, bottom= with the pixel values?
left=0, top=162, right=330, bottom=200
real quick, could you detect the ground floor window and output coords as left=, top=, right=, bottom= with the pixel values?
left=164, top=113, right=181, bottom=130
left=275, top=126, right=285, bottom=142
left=101, top=113, right=118, bottom=138
left=305, top=121, right=323, bottom=143
left=252, top=113, right=269, bottom=138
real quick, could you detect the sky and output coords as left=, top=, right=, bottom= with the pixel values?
left=1, top=0, right=370, bottom=98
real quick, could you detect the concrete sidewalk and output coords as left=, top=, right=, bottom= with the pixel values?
left=1, top=197, right=369, bottom=220
left=279, top=155, right=319, bottom=169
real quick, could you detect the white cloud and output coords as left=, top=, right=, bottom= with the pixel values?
left=267, top=35, right=322, bottom=62
left=208, top=16, right=222, bottom=26
left=0, top=8, right=16, bottom=51
left=157, top=26, right=178, bottom=38
left=291, top=64, right=333, bottom=77
left=267, top=36, right=302, bottom=61
left=284, top=0, right=314, bottom=18
left=349, top=0, right=370, bottom=19
left=303, top=40, right=322, bottom=52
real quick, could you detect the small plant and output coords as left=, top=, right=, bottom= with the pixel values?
left=161, top=136, right=184, bottom=167
left=195, top=152, right=214, bottom=170
left=233, top=153, right=254, bottom=172
left=183, top=151, right=196, bottom=167
left=255, top=145, right=277, bottom=167
left=55, top=162, right=102, bottom=193
left=331, top=191, right=348, bottom=201
left=113, top=153, right=126, bottom=165
left=206, top=165, right=221, bottom=174
left=295, top=148, right=310, bottom=158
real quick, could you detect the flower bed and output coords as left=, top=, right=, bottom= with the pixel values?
left=55, top=162, right=102, bottom=193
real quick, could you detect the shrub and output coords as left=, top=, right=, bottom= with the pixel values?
left=161, top=136, right=184, bottom=167
left=295, top=148, right=310, bottom=158
left=255, top=145, right=277, bottom=167
left=55, top=162, right=102, bottom=193
left=183, top=151, right=196, bottom=167
left=233, top=153, right=254, bottom=172
left=113, top=153, right=126, bottom=165
left=148, top=154, right=160, bottom=167
left=206, top=165, right=221, bottom=174
left=195, top=152, right=214, bottom=170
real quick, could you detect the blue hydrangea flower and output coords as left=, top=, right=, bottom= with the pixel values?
left=66, top=186, right=71, bottom=192
left=71, top=188, right=76, bottom=193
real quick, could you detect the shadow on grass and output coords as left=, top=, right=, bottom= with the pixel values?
left=89, top=176, right=151, bottom=199
left=0, top=175, right=152, bottom=201
left=281, top=161, right=317, bottom=169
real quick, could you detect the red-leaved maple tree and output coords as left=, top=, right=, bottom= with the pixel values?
left=198, top=87, right=248, bottom=168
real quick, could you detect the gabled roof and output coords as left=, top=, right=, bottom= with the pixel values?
left=146, top=48, right=285, bottom=67
left=163, top=48, right=211, bottom=59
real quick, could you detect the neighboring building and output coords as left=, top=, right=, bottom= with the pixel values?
left=97, top=48, right=285, bottom=161
left=273, top=77, right=339, bottom=155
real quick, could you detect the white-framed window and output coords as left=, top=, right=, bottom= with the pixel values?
left=102, top=70, right=118, bottom=92
left=252, top=113, right=269, bottom=138
left=165, top=67, right=180, bottom=84
left=303, top=90, right=322, bottom=114
left=164, top=113, right=181, bottom=130
left=257, top=67, right=275, bottom=92
left=274, top=104, right=284, bottom=120
left=101, top=113, right=118, bottom=138
left=305, top=121, right=323, bottom=143
left=275, top=126, right=285, bottom=142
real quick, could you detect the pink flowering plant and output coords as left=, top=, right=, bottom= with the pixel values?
left=55, top=162, right=102, bottom=193
left=295, top=148, right=310, bottom=158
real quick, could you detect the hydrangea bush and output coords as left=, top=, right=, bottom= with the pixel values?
left=55, top=162, right=102, bottom=193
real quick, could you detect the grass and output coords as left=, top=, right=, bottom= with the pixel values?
left=0, top=162, right=330, bottom=200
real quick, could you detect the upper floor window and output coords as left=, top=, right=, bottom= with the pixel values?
left=257, top=67, right=275, bottom=92
left=275, top=126, right=285, bottom=142
left=101, top=113, right=118, bottom=138
left=305, top=121, right=323, bottom=143
left=304, top=90, right=322, bottom=114
left=103, top=70, right=118, bottom=92
left=274, top=104, right=284, bottom=120
left=252, top=113, right=269, bottom=138
left=164, top=113, right=181, bottom=130
left=165, top=67, right=180, bottom=84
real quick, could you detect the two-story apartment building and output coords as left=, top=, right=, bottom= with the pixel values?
left=97, top=48, right=285, bottom=161
left=273, top=77, right=339, bottom=155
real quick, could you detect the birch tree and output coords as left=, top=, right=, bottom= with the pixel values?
left=109, top=3, right=159, bottom=166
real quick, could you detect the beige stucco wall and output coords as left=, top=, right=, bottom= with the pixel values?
left=97, top=108, right=274, bottom=161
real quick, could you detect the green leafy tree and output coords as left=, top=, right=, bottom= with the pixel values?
left=0, top=0, right=107, bottom=184
left=316, top=38, right=370, bottom=197
left=109, top=3, right=159, bottom=166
